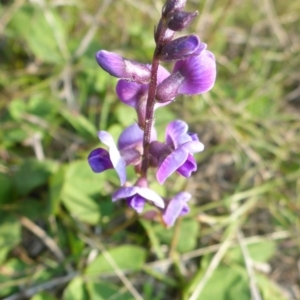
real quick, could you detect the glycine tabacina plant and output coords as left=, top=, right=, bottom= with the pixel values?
left=88, top=0, right=216, bottom=227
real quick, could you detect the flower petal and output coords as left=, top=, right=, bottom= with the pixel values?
left=116, top=80, right=148, bottom=108
left=162, top=192, right=191, bottom=227
left=98, top=131, right=126, bottom=185
left=176, top=154, right=197, bottom=177
left=156, top=146, right=189, bottom=184
left=118, top=123, right=144, bottom=150
left=96, top=50, right=151, bottom=83
left=127, top=195, right=146, bottom=213
left=88, top=148, right=113, bottom=173
left=165, top=120, right=191, bottom=147
left=112, top=186, right=139, bottom=201
left=174, top=50, right=216, bottom=95
left=136, top=187, right=165, bottom=208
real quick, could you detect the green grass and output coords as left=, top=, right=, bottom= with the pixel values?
left=1, top=0, right=300, bottom=299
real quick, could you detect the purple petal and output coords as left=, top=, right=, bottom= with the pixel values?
left=88, top=148, right=113, bottom=173
left=176, top=154, right=197, bottom=177
left=112, top=186, right=165, bottom=208
left=157, top=65, right=171, bottom=83
left=96, top=50, right=126, bottom=78
left=136, top=187, right=165, bottom=208
left=162, top=192, right=191, bottom=227
left=174, top=50, right=216, bottom=95
left=112, top=186, right=139, bottom=201
left=98, top=131, right=126, bottom=185
left=156, top=146, right=189, bottom=184
left=165, top=120, right=191, bottom=148
left=96, top=50, right=151, bottom=83
left=127, top=195, right=146, bottom=213
left=116, top=80, right=148, bottom=108
left=118, top=123, right=144, bottom=150
left=179, top=140, right=205, bottom=153
left=120, top=148, right=141, bottom=165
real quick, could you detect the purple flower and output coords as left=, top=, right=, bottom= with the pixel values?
left=88, top=123, right=155, bottom=185
left=116, top=65, right=171, bottom=127
left=112, top=178, right=165, bottom=213
left=95, top=50, right=151, bottom=84
left=162, top=191, right=191, bottom=227
left=156, top=50, right=216, bottom=103
left=149, top=120, right=204, bottom=184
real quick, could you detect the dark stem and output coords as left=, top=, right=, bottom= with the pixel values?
left=141, top=26, right=166, bottom=178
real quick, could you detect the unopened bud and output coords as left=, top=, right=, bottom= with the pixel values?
left=156, top=72, right=184, bottom=103
left=162, top=0, right=186, bottom=17
left=159, top=35, right=204, bottom=62
left=167, top=11, right=198, bottom=31
left=154, top=19, right=176, bottom=44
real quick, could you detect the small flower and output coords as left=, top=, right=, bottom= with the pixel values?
left=95, top=50, right=151, bottom=84
left=162, top=191, right=191, bottom=227
left=88, top=123, right=154, bottom=185
left=112, top=178, right=165, bottom=213
left=149, top=120, right=204, bottom=184
left=156, top=50, right=216, bottom=103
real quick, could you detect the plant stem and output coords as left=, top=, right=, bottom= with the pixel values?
left=141, top=27, right=166, bottom=178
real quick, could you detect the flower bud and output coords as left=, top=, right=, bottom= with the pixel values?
left=162, top=0, right=186, bottom=17
left=154, top=19, right=175, bottom=44
left=156, top=72, right=184, bottom=103
left=95, top=50, right=151, bottom=84
left=167, top=11, right=198, bottom=31
left=159, top=35, right=204, bottom=62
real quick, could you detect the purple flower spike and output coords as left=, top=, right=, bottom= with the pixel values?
left=112, top=179, right=165, bottom=213
left=95, top=50, right=151, bottom=84
left=151, top=120, right=204, bottom=184
left=163, top=192, right=191, bottom=227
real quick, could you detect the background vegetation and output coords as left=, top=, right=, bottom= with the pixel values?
left=0, top=0, right=299, bottom=299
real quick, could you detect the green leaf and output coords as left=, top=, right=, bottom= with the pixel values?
left=86, top=281, right=134, bottom=300
left=13, top=159, right=58, bottom=196
left=153, top=218, right=199, bottom=253
left=48, top=166, right=66, bottom=215
left=31, top=292, right=58, bottom=300
left=114, top=104, right=136, bottom=127
left=0, top=173, right=13, bottom=204
left=60, top=110, right=97, bottom=139
left=63, top=277, right=88, bottom=300
left=0, top=215, right=21, bottom=253
left=226, top=240, right=276, bottom=264
left=85, top=245, right=146, bottom=276
left=196, top=265, right=250, bottom=300
left=61, top=188, right=101, bottom=225
left=256, top=273, right=287, bottom=300
left=65, top=160, right=105, bottom=196
left=8, top=99, right=27, bottom=121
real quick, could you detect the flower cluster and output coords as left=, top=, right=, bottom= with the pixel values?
left=88, top=0, right=216, bottom=227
